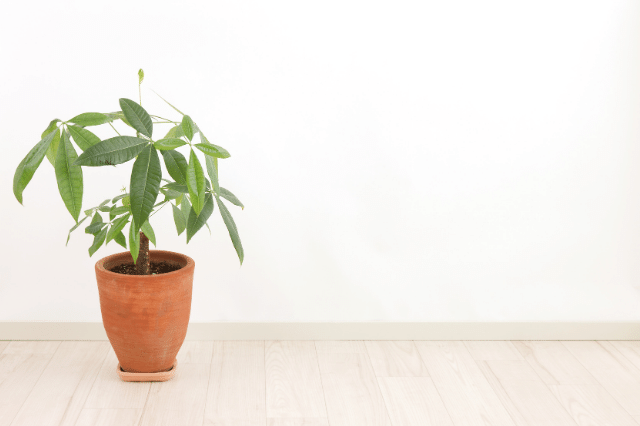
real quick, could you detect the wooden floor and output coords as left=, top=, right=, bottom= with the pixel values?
left=1, top=341, right=640, bottom=425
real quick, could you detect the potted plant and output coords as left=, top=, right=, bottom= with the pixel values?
left=12, top=70, right=244, bottom=381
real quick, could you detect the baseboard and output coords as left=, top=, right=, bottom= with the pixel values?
left=0, top=322, right=638, bottom=340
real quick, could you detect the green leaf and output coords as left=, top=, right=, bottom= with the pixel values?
left=195, top=142, right=230, bottom=159
left=110, top=206, right=130, bottom=216
left=186, top=150, right=206, bottom=215
left=141, top=221, right=156, bottom=246
left=163, top=182, right=188, bottom=193
left=45, top=129, right=61, bottom=167
left=91, top=212, right=103, bottom=224
left=67, top=125, right=101, bottom=151
left=138, top=69, right=144, bottom=84
left=106, top=111, right=133, bottom=128
left=66, top=215, right=90, bottom=245
left=55, top=131, right=84, bottom=222
left=69, top=113, right=113, bottom=127
left=119, top=98, right=153, bottom=138
left=85, top=222, right=105, bottom=234
left=129, top=220, right=140, bottom=264
left=219, top=187, right=244, bottom=209
left=13, top=130, right=57, bottom=204
left=187, top=193, right=214, bottom=243
left=152, top=90, right=185, bottom=115
left=181, top=196, right=192, bottom=221
left=216, top=196, right=244, bottom=264
left=160, top=186, right=184, bottom=200
left=154, top=138, right=187, bottom=151
left=106, top=214, right=130, bottom=244
left=89, top=226, right=108, bottom=257
left=164, top=125, right=181, bottom=139
left=130, top=145, right=162, bottom=233
left=74, top=136, right=148, bottom=166
left=205, top=156, right=219, bottom=194
left=112, top=193, right=129, bottom=203
left=172, top=204, right=186, bottom=235
left=114, top=231, right=127, bottom=249
left=181, top=115, right=195, bottom=141
left=161, top=150, right=188, bottom=185
left=122, top=195, right=130, bottom=207
left=41, top=119, right=61, bottom=139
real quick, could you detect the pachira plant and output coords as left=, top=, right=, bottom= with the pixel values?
left=13, top=70, right=244, bottom=274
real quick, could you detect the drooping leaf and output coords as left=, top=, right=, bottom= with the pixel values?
left=154, top=138, right=187, bottom=151
left=119, top=98, right=153, bottom=138
left=216, top=196, right=244, bottom=264
left=66, top=215, right=89, bottom=245
left=172, top=204, right=186, bottom=235
left=13, top=130, right=57, bottom=204
left=129, top=220, right=140, bottom=264
left=85, top=221, right=105, bottom=234
left=152, top=90, right=185, bottom=115
left=45, top=129, right=61, bottom=166
left=69, top=113, right=113, bottom=127
left=205, top=156, right=219, bottom=194
left=181, top=115, right=195, bottom=141
left=186, top=193, right=214, bottom=243
left=89, top=227, right=108, bottom=257
left=130, top=145, right=162, bottom=233
left=141, top=220, right=156, bottom=246
left=106, top=213, right=130, bottom=244
left=195, top=142, right=230, bottom=159
left=74, top=136, right=148, bottom=166
left=114, top=231, right=127, bottom=249
left=219, top=187, right=244, bottom=209
left=67, top=125, right=101, bottom=151
left=161, top=150, right=188, bottom=185
left=138, top=69, right=144, bottom=84
left=186, top=149, right=206, bottom=215
left=41, top=119, right=61, bottom=138
left=55, top=130, right=83, bottom=222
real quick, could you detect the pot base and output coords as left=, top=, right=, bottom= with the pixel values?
left=117, top=359, right=178, bottom=382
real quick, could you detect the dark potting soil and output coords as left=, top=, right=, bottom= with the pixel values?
left=109, top=261, right=183, bottom=275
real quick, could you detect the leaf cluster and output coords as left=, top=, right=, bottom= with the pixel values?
left=14, top=74, right=244, bottom=264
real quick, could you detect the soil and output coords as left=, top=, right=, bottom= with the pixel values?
left=109, top=261, right=183, bottom=275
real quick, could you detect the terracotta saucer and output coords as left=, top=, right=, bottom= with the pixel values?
left=117, top=359, right=178, bottom=382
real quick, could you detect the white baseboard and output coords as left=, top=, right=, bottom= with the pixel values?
left=0, top=322, right=638, bottom=340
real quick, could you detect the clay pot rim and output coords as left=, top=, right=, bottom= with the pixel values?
left=95, top=249, right=195, bottom=279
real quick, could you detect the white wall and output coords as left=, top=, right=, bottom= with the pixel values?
left=1, top=0, right=639, bottom=322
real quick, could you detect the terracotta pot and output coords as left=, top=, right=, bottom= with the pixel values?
left=95, top=250, right=194, bottom=373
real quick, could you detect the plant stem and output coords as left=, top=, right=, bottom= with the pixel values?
left=136, top=232, right=150, bottom=275
left=151, top=115, right=178, bottom=123
left=109, top=122, right=121, bottom=136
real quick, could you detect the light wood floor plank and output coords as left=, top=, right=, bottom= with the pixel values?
left=139, top=363, right=211, bottom=426
left=317, top=352, right=392, bottom=426
left=563, top=341, right=640, bottom=415
left=483, top=360, right=579, bottom=426
left=512, top=341, right=597, bottom=385
left=365, top=341, right=429, bottom=377
left=315, top=341, right=367, bottom=354
left=267, top=419, right=329, bottom=426
left=464, top=341, right=524, bottom=361
left=0, top=341, right=9, bottom=354
left=84, top=349, right=151, bottom=409
left=204, top=341, right=266, bottom=425
left=266, top=341, right=326, bottom=419
left=177, top=341, right=214, bottom=365
left=548, top=384, right=639, bottom=426
left=476, top=361, right=529, bottom=426
left=378, top=377, right=454, bottom=426
left=74, top=408, right=142, bottom=426
left=415, top=341, right=516, bottom=426
left=10, top=341, right=109, bottom=426
left=0, top=341, right=60, bottom=425
left=608, top=341, right=640, bottom=372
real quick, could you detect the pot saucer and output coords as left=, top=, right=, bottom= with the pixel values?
left=117, top=359, right=178, bottom=382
